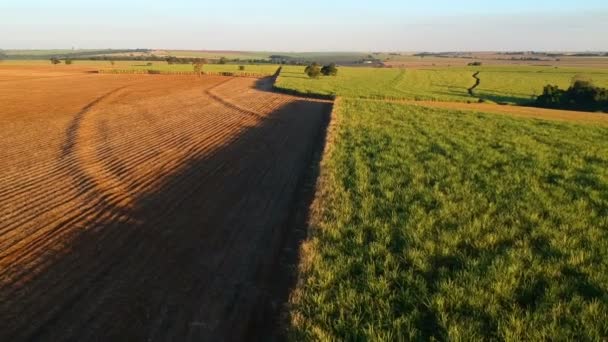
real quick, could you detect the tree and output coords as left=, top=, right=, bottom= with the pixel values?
left=192, top=59, right=204, bottom=77
left=218, top=57, right=228, bottom=65
left=239, top=65, right=245, bottom=71
left=65, top=58, right=73, bottom=65
left=305, top=63, right=321, bottom=78
left=321, top=63, right=338, bottom=76
left=50, top=57, right=61, bottom=65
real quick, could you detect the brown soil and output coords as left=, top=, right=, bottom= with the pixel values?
left=0, top=68, right=331, bottom=340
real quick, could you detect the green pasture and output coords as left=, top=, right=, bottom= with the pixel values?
left=290, top=99, right=608, bottom=340
left=276, top=65, right=608, bottom=103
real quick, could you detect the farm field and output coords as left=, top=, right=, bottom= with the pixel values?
left=473, top=66, right=608, bottom=104
left=290, top=99, right=608, bottom=340
left=381, top=53, right=608, bottom=69
left=277, top=66, right=475, bottom=101
left=0, top=60, right=281, bottom=76
left=276, top=65, right=608, bottom=105
left=0, top=67, right=331, bottom=340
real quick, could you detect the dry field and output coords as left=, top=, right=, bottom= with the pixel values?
left=0, top=67, right=331, bottom=340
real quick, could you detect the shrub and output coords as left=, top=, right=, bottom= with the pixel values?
left=305, top=63, right=321, bottom=78
left=468, top=61, right=482, bottom=66
left=239, top=65, right=245, bottom=71
left=321, top=63, right=338, bottom=76
left=50, top=57, right=61, bottom=65
left=192, top=60, right=204, bottom=76
left=64, top=58, right=73, bottom=65
left=535, top=76, right=608, bottom=111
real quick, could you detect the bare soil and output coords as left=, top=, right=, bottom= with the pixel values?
left=0, top=67, right=331, bottom=340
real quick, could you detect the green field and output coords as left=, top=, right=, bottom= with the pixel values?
left=125, top=62, right=280, bottom=75
left=0, top=59, right=280, bottom=76
left=290, top=99, right=608, bottom=340
left=276, top=65, right=608, bottom=103
left=474, top=66, right=608, bottom=104
left=277, top=66, right=475, bottom=101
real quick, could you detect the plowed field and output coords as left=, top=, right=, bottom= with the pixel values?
left=0, top=68, right=331, bottom=340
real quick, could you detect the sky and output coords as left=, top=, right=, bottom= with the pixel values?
left=1, top=0, right=607, bottom=52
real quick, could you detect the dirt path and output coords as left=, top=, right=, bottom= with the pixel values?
left=0, top=70, right=332, bottom=340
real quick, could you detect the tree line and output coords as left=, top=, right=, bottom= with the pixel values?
left=304, top=63, right=338, bottom=78
left=535, top=77, right=608, bottom=112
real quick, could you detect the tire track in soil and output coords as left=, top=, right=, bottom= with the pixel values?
left=0, top=74, right=332, bottom=341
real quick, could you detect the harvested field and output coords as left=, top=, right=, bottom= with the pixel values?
left=0, top=68, right=331, bottom=340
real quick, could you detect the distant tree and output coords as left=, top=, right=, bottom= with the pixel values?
left=192, top=59, right=204, bottom=76
left=239, top=65, right=245, bottom=71
left=218, top=57, right=228, bottom=65
left=304, top=62, right=319, bottom=74
left=321, top=63, right=338, bottom=76
left=64, top=58, right=73, bottom=65
left=305, top=63, right=321, bottom=78
left=50, top=57, right=61, bottom=65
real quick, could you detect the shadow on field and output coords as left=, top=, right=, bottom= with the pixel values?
left=0, top=91, right=332, bottom=341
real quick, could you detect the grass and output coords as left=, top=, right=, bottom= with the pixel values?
left=0, top=59, right=280, bottom=76
left=277, top=66, right=475, bottom=101
left=474, top=66, right=608, bottom=104
left=290, top=99, right=608, bottom=340
left=276, top=65, right=608, bottom=104
left=125, top=62, right=280, bottom=75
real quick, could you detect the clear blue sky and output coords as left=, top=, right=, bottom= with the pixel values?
left=1, top=0, right=607, bottom=51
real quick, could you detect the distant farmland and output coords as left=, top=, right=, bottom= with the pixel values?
left=276, top=65, right=608, bottom=104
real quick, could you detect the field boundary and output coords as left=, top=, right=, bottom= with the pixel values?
left=282, top=97, right=342, bottom=339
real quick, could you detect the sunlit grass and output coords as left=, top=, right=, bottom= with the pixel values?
left=290, top=99, right=608, bottom=340
left=276, top=65, right=608, bottom=104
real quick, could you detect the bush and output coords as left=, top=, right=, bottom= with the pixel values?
left=218, top=57, right=228, bottom=65
left=321, top=63, right=338, bottom=76
left=535, top=76, right=608, bottom=111
left=64, top=58, right=73, bottom=65
left=305, top=63, right=321, bottom=78
left=192, top=61, right=204, bottom=76
left=239, top=65, right=245, bottom=71
left=50, top=57, right=61, bottom=65
left=468, top=61, right=482, bottom=66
